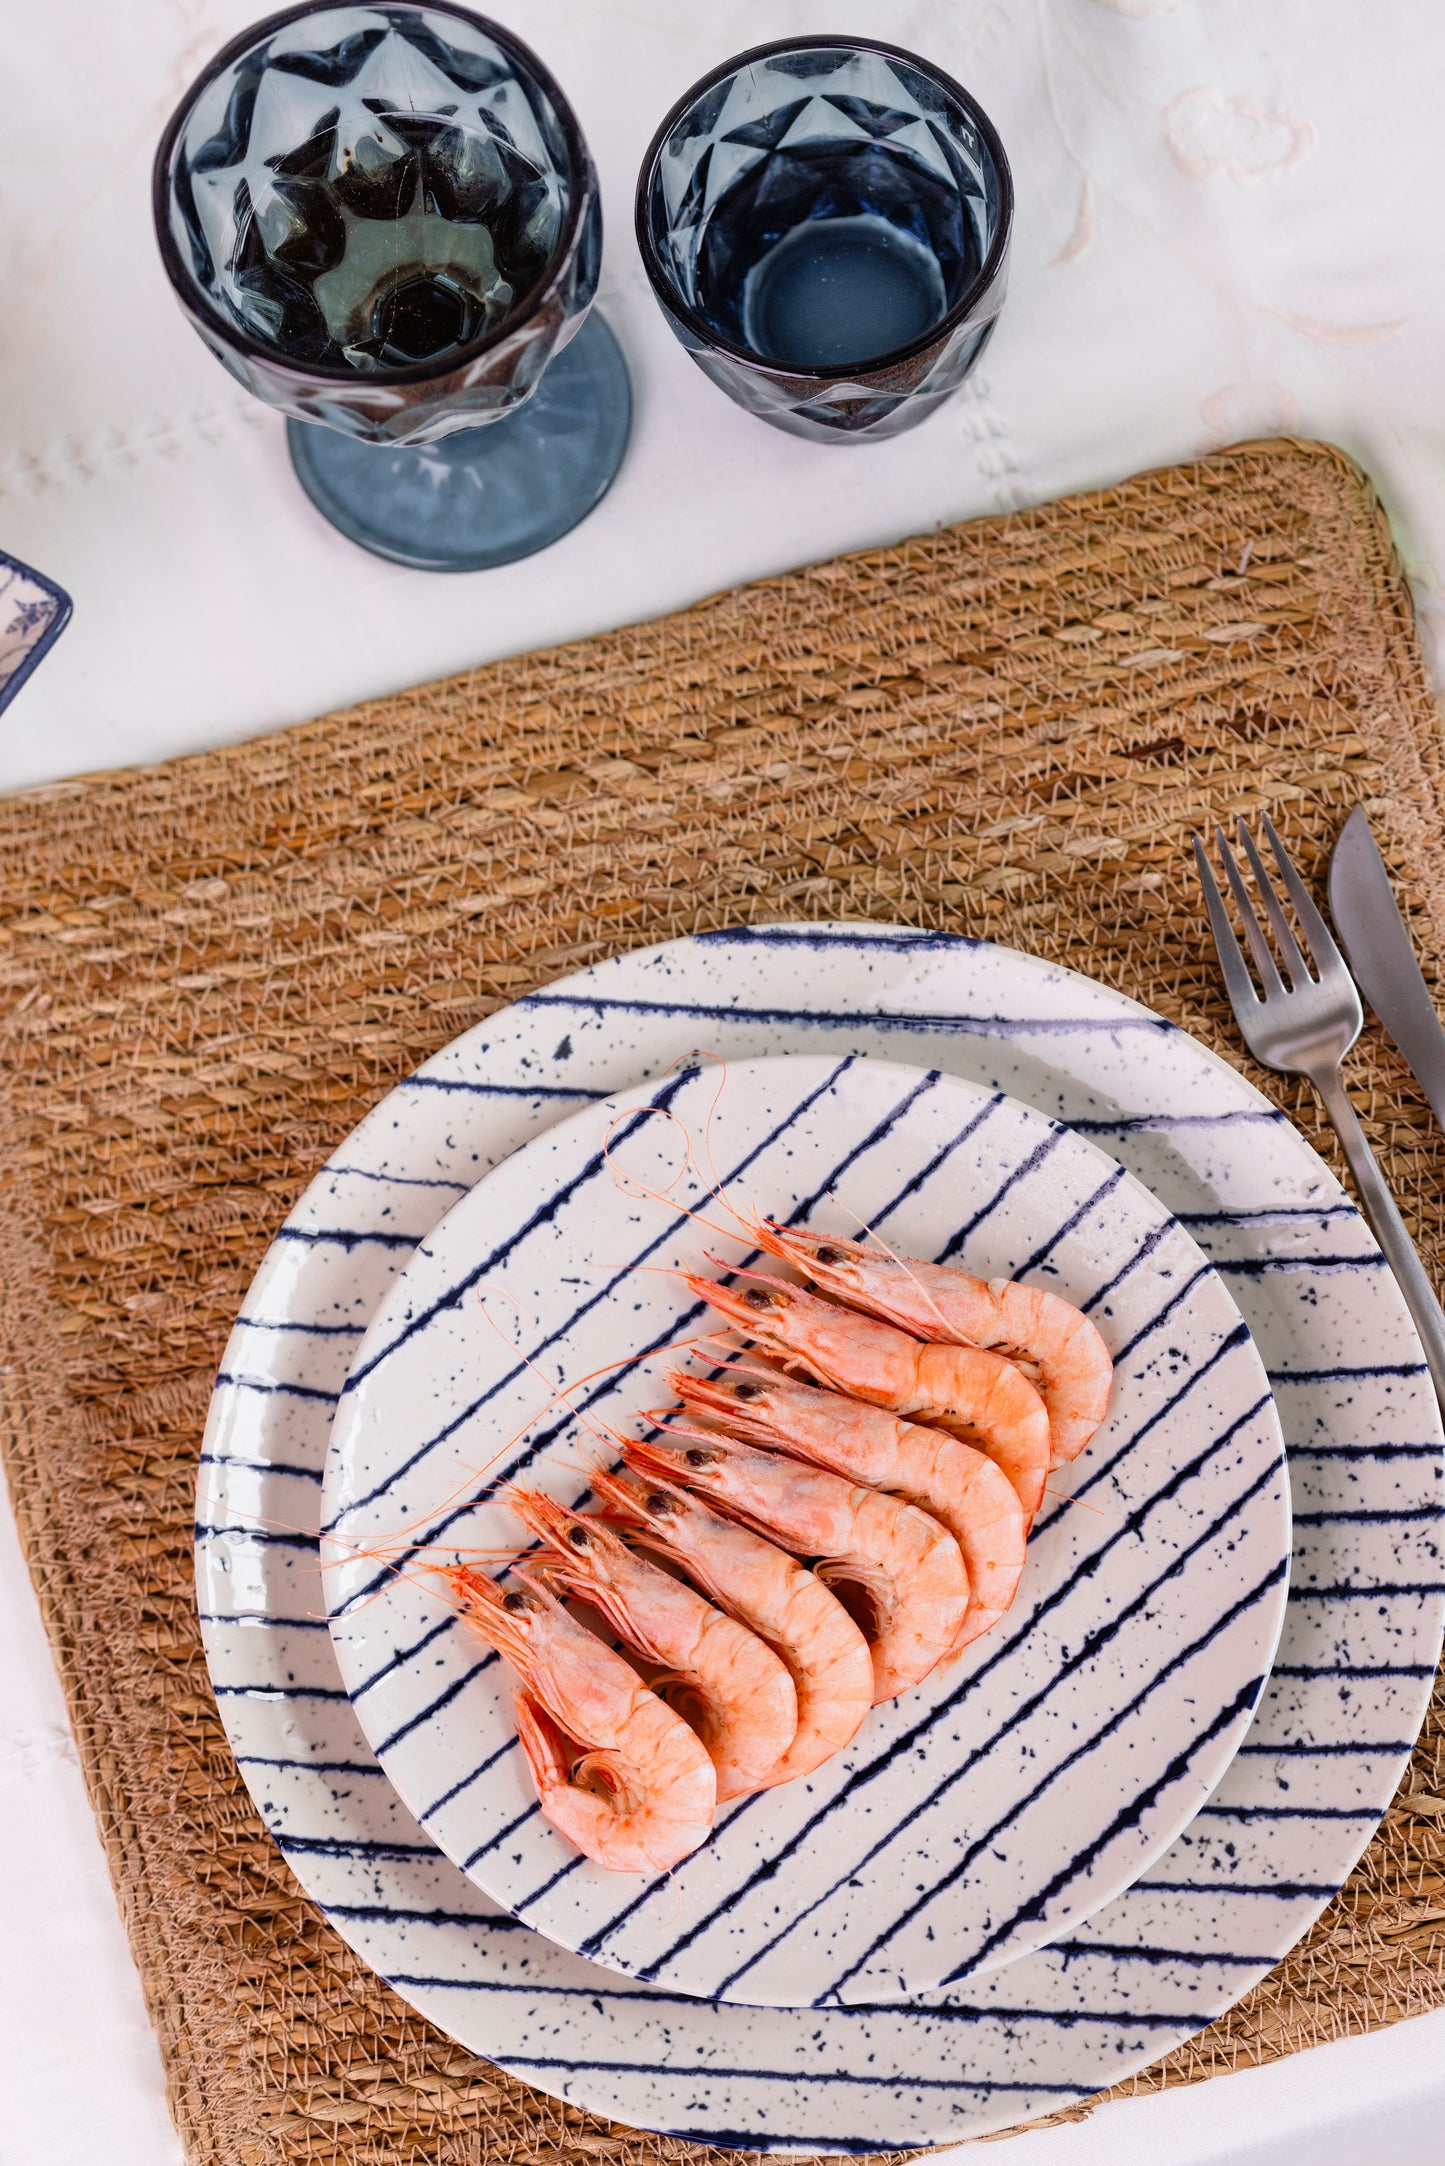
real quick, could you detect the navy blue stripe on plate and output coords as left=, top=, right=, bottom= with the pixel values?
left=324, top=1166, right=471, bottom=1190
left=1070, top=1110, right=1285, bottom=1132
left=694, top=926, right=979, bottom=954
left=516, top=990, right=1177, bottom=1039
left=1288, top=1583, right=1445, bottom=1600
left=1079, top=1219, right=1176, bottom=1315
left=213, top=1373, right=340, bottom=1405
left=1110, top=1264, right=1213, bottom=1364
left=237, top=1755, right=383, bottom=1776
left=197, top=1612, right=330, bottom=1631
left=1014, top=1163, right=1127, bottom=1279
left=276, top=1227, right=419, bottom=1250
left=1235, top=1740, right=1416, bottom=1757
left=373, top=1655, right=496, bottom=1756
left=198, top=1451, right=323, bottom=1484
left=402, top=1076, right=608, bottom=1100
left=235, top=1315, right=369, bottom=1335
left=1216, top=1254, right=1386, bottom=1275
left=195, top=1526, right=318, bottom=1552
left=277, top=1835, right=437, bottom=1860
left=938, top=1125, right=1068, bottom=1258
left=582, top=1416, right=1275, bottom=1973
left=327, top=1903, right=532, bottom=1929
left=419, top=1734, right=517, bottom=1822
left=1288, top=1443, right=1442, bottom=1461
left=1268, top=1662, right=1438, bottom=1678
left=1178, top=1204, right=1355, bottom=1225
left=1126, top=1880, right=1339, bottom=1898
left=1293, top=1507, right=1441, bottom=1525
left=351, top=1615, right=457, bottom=1699
left=1269, top=1363, right=1431, bottom=1383
left=489, top=2056, right=1096, bottom=2097
left=1051, top=1939, right=1274, bottom=1969
left=215, top=1683, right=352, bottom=1700
left=1196, top=1804, right=1382, bottom=1821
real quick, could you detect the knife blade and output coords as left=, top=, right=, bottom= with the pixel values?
left=1328, top=803, right=1445, bottom=1132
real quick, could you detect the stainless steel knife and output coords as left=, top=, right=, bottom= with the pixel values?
left=1328, top=804, right=1445, bottom=1130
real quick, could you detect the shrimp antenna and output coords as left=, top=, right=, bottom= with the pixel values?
left=602, top=1102, right=742, bottom=1248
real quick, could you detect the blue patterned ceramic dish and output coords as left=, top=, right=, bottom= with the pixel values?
left=195, top=928, right=1443, bottom=2147
left=323, top=1052, right=1289, bottom=2008
left=0, top=550, right=72, bottom=718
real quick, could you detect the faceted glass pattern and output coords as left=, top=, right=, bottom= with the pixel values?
left=637, top=40, right=1011, bottom=443
left=155, top=3, right=601, bottom=446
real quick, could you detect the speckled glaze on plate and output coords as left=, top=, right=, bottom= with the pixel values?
left=196, top=927, right=1444, bottom=2151
left=323, top=1053, right=1289, bottom=2008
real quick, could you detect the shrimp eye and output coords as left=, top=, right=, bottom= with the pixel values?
left=567, top=1524, right=590, bottom=1547
left=742, top=1286, right=776, bottom=1311
left=644, top=1491, right=671, bottom=1515
left=732, top=1381, right=761, bottom=1400
left=685, top=1447, right=716, bottom=1468
left=816, top=1245, right=843, bottom=1265
left=502, top=1590, right=529, bottom=1613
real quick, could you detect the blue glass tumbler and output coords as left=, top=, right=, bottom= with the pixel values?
left=154, top=2, right=630, bottom=570
left=636, top=37, right=1012, bottom=443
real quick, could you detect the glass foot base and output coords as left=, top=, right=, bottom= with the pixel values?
left=286, top=312, right=632, bottom=572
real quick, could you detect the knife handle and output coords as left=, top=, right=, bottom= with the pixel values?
left=1314, top=1068, right=1445, bottom=1404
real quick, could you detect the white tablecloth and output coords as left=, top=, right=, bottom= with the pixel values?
left=5, top=2, right=1445, bottom=2159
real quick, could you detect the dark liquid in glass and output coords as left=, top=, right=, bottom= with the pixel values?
left=228, top=117, right=556, bottom=370
left=694, top=139, right=978, bottom=370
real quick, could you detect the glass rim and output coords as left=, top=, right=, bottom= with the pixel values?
left=151, top=0, right=594, bottom=390
left=634, top=33, right=1014, bottom=384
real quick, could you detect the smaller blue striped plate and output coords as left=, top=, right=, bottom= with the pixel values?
left=322, top=1053, right=1290, bottom=2009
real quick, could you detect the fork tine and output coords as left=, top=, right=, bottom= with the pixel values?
left=1192, top=833, right=1261, bottom=1018
left=1260, top=813, right=1349, bottom=978
left=1236, top=819, right=1309, bottom=986
left=1213, top=824, right=1284, bottom=995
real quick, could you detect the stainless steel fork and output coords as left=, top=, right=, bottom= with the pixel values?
left=1194, top=813, right=1445, bottom=1402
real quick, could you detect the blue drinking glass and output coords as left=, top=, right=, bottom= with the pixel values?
left=636, top=37, right=1012, bottom=443
left=154, top=2, right=630, bottom=570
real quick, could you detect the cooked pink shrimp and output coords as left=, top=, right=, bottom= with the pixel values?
left=624, top=1430, right=967, bottom=1704
left=591, top=1464, right=873, bottom=1783
left=436, top=1563, right=715, bottom=1874
left=756, top=1226, right=1113, bottom=1466
left=684, top=1268, right=1052, bottom=1519
left=506, top=1489, right=797, bottom=1800
left=670, top=1365, right=1026, bottom=1652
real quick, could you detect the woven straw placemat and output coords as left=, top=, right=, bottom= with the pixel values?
left=1, top=437, right=1443, bottom=2165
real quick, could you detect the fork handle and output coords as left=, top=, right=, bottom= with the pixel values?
left=1313, top=1067, right=1445, bottom=1404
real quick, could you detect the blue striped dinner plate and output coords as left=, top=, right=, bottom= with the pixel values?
left=321, top=1053, right=1291, bottom=2009
left=196, top=926, right=1444, bottom=2150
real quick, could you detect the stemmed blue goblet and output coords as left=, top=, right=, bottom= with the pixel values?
left=154, top=2, right=630, bottom=570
